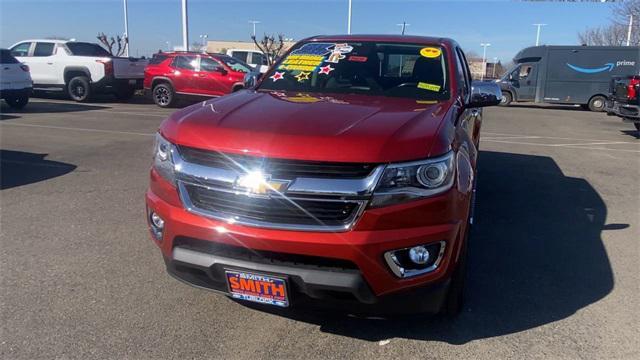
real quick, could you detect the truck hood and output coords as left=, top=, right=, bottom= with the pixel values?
left=161, top=90, right=452, bottom=163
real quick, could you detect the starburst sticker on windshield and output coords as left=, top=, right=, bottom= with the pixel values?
left=270, top=71, right=285, bottom=82
left=318, top=65, right=334, bottom=75
left=295, top=71, right=310, bottom=82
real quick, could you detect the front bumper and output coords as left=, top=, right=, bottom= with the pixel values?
left=146, top=168, right=468, bottom=313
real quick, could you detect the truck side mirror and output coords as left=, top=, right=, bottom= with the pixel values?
left=469, top=81, right=502, bottom=107
left=243, top=71, right=263, bottom=89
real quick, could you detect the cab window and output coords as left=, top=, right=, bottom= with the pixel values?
left=172, top=56, right=198, bottom=71
left=231, top=51, right=249, bottom=63
left=454, top=48, right=470, bottom=96
left=10, top=42, right=31, bottom=57
left=519, top=65, right=533, bottom=79
left=33, top=42, right=55, bottom=57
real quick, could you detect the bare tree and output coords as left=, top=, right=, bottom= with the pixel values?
left=578, top=0, right=639, bottom=45
left=251, top=33, right=286, bottom=66
left=96, top=33, right=128, bottom=56
left=190, top=42, right=204, bottom=52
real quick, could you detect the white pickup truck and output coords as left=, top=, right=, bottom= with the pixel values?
left=9, top=39, right=148, bottom=102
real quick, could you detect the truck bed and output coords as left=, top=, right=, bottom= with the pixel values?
left=112, top=57, right=148, bottom=79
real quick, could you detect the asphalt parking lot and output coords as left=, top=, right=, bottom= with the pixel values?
left=1, top=96, right=639, bottom=359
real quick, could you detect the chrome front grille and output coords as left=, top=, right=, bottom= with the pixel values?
left=172, top=145, right=385, bottom=232
left=184, top=184, right=361, bottom=227
left=177, top=145, right=376, bottom=179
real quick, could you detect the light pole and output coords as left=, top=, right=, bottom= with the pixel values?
left=248, top=20, right=260, bottom=38
left=123, top=0, right=129, bottom=57
left=480, top=43, right=491, bottom=81
left=533, top=23, right=546, bottom=46
left=347, top=0, right=353, bottom=34
left=181, top=0, right=189, bottom=51
left=626, top=15, right=633, bottom=46
left=165, top=41, right=170, bottom=51
left=396, top=22, right=410, bottom=35
left=199, top=34, right=208, bottom=51
left=492, top=57, right=498, bottom=78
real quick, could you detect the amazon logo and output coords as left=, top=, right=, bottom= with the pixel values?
left=566, top=60, right=635, bottom=74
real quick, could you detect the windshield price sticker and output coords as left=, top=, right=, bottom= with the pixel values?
left=418, top=82, right=441, bottom=91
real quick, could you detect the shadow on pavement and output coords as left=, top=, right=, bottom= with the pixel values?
left=620, top=129, right=640, bottom=139
left=0, top=150, right=77, bottom=190
left=242, top=150, right=615, bottom=344
left=509, top=103, right=586, bottom=111
left=1, top=100, right=109, bottom=116
left=32, top=91, right=153, bottom=105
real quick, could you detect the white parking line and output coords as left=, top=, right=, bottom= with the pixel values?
left=483, top=139, right=640, bottom=153
left=483, top=131, right=636, bottom=144
left=0, top=123, right=154, bottom=137
left=92, top=110, right=167, bottom=117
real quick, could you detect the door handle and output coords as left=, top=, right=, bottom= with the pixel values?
left=526, top=80, right=531, bottom=85
left=47, top=62, right=54, bottom=65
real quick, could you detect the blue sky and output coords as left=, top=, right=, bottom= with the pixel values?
left=0, top=0, right=617, bottom=61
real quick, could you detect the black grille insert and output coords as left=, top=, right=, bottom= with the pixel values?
left=177, top=146, right=375, bottom=179
left=174, top=237, right=359, bottom=271
left=185, top=184, right=360, bottom=226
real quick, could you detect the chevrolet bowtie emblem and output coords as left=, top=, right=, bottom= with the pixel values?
left=234, top=171, right=289, bottom=195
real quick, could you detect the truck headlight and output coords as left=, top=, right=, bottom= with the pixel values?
left=371, top=151, right=454, bottom=207
left=153, top=133, right=176, bottom=184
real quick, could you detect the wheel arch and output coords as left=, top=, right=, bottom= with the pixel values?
left=151, top=77, right=174, bottom=90
left=63, top=66, right=91, bottom=84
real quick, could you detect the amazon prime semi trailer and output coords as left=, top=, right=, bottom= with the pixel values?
left=497, top=45, right=640, bottom=111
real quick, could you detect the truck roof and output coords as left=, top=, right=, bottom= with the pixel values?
left=515, top=45, right=640, bottom=61
left=16, top=39, right=72, bottom=44
left=307, top=34, right=456, bottom=46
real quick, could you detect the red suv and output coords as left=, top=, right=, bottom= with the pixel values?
left=146, top=35, right=501, bottom=315
left=143, top=52, right=251, bottom=107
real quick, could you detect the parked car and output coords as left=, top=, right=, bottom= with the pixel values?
left=145, top=35, right=501, bottom=316
left=226, top=49, right=269, bottom=73
left=9, top=39, right=148, bottom=102
left=0, top=49, right=32, bottom=109
left=143, top=52, right=250, bottom=107
left=497, top=45, right=640, bottom=111
left=606, top=75, right=640, bottom=132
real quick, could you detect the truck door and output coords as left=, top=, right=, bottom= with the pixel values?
left=513, top=63, right=537, bottom=101
left=26, top=42, right=57, bottom=85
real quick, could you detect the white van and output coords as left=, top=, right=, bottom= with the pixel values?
left=226, top=49, right=269, bottom=73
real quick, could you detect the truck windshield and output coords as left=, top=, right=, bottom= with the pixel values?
left=259, top=41, right=449, bottom=100
left=66, top=42, right=111, bottom=57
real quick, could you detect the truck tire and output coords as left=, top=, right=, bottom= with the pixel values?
left=114, top=87, right=136, bottom=101
left=67, top=76, right=92, bottom=102
left=4, top=94, right=29, bottom=109
left=152, top=83, right=175, bottom=108
left=499, top=91, right=512, bottom=106
left=587, top=95, right=606, bottom=112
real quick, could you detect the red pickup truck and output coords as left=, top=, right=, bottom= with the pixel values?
left=146, top=35, right=501, bottom=315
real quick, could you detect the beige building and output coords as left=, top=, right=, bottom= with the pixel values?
left=205, top=40, right=296, bottom=55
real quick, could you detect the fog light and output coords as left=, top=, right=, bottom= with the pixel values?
left=149, top=211, right=164, bottom=240
left=384, top=241, right=446, bottom=278
left=151, top=212, right=164, bottom=229
left=409, top=246, right=430, bottom=265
